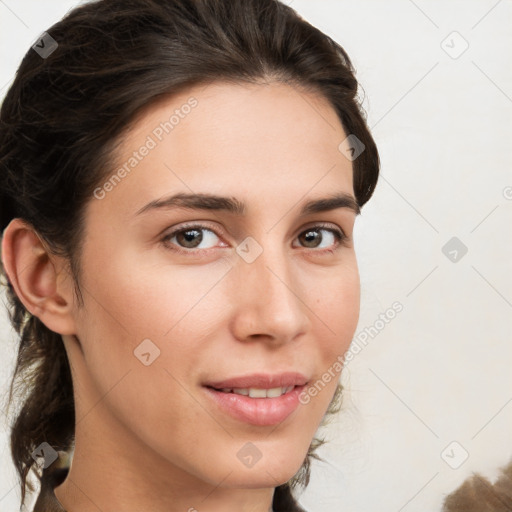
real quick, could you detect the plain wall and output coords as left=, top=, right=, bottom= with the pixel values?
left=1, top=1, right=511, bottom=511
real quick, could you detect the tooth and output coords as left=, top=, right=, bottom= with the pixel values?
left=224, top=387, right=293, bottom=398
left=266, top=387, right=284, bottom=398
left=249, top=388, right=267, bottom=398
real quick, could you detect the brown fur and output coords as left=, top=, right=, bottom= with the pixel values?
left=443, top=459, right=512, bottom=511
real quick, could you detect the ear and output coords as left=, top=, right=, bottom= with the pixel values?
left=1, top=218, right=77, bottom=335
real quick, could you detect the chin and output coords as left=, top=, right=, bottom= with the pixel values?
left=218, top=441, right=309, bottom=489
left=221, top=466, right=301, bottom=490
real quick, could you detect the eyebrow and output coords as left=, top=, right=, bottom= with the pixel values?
left=134, top=191, right=361, bottom=217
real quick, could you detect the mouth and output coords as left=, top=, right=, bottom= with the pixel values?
left=202, top=372, right=309, bottom=426
left=203, top=371, right=308, bottom=391
left=207, top=385, right=296, bottom=398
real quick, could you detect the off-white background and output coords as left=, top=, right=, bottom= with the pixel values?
left=1, top=1, right=511, bottom=511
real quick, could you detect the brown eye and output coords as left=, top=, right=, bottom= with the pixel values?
left=162, top=225, right=222, bottom=251
left=175, top=228, right=203, bottom=249
left=295, top=226, right=345, bottom=251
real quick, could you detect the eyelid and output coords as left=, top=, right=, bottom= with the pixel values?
left=300, top=221, right=346, bottom=237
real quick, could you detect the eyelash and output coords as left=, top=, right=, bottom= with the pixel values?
left=160, top=222, right=348, bottom=256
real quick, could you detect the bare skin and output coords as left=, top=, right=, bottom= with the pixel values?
left=2, top=81, right=360, bottom=512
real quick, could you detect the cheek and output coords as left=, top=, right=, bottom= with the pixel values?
left=309, top=260, right=360, bottom=363
left=72, top=250, right=231, bottom=460
left=79, top=240, right=229, bottom=335
left=74, top=246, right=234, bottom=398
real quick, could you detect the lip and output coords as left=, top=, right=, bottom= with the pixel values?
left=204, top=385, right=306, bottom=426
left=204, top=372, right=308, bottom=390
left=202, top=372, right=309, bottom=426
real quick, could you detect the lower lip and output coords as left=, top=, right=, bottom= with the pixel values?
left=203, top=385, right=305, bottom=426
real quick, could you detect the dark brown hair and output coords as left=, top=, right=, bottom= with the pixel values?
left=0, top=0, right=379, bottom=510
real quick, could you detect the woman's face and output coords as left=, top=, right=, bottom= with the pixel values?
left=67, top=81, right=360, bottom=490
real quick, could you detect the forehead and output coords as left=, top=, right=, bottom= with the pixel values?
left=90, top=80, right=354, bottom=220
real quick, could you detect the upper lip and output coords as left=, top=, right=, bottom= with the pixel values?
left=204, top=372, right=309, bottom=390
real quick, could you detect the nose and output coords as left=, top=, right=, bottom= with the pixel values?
left=229, top=240, right=311, bottom=345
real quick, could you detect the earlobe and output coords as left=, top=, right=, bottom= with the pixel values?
left=1, top=218, right=77, bottom=335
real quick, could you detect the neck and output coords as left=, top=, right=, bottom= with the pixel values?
left=53, top=412, right=275, bottom=512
